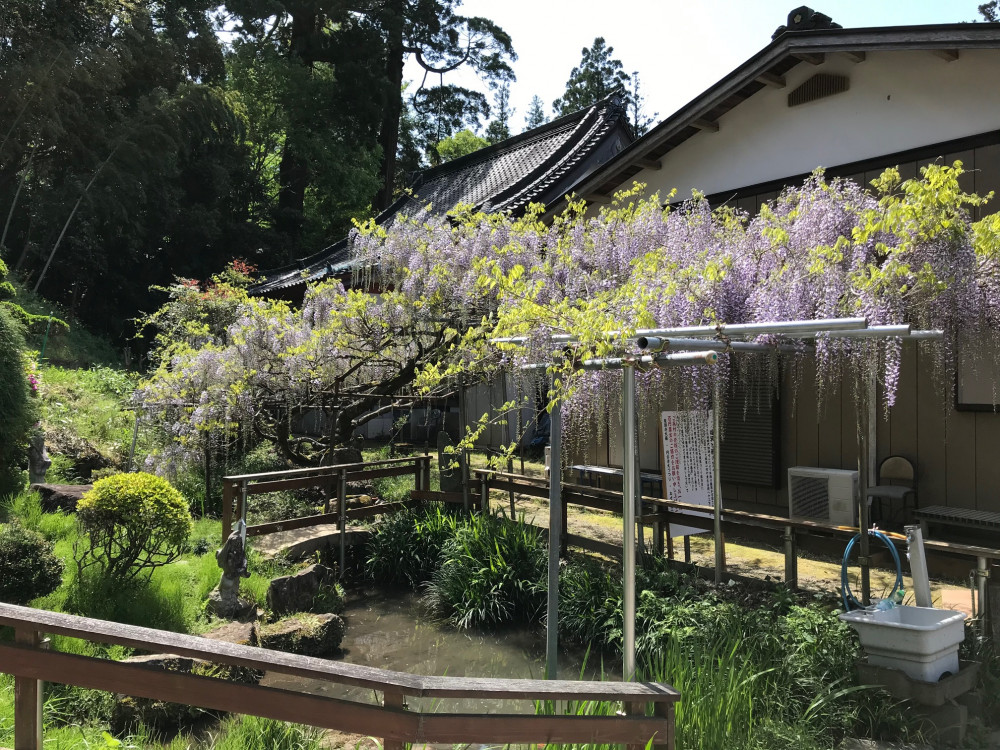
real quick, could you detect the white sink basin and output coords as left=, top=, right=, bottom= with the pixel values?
left=839, top=605, right=966, bottom=682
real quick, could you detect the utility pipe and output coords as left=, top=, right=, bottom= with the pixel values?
left=492, top=316, right=869, bottom=344
left=580, top=351, right=719, bottom=370
left=905, top=524, right=933, bottom=607
left=637, top=336, right=812, bottom=354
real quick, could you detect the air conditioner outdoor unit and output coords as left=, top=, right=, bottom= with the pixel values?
left=788, top=466, right=859, bottom=526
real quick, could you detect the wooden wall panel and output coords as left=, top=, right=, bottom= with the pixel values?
left=841, top=375, right=860, bottom=474
left=945, top=149, right=976, bottom=194
left=779, top=366, right=798, bottom=507
left=888, top=343, right=919, bottom=463
left=795, top=361, right=820, bottom=468
left=915, top=346, right=948, bottom=505
left=607, top=405, right=624, bottom=468
left=974, top=143, right=1000, bottom=220
left=756, top=191, right=778, bottom=210
left=945, top=406, right=977, bottom=509
left=975, top=414, right=1000, bottom=511
left=638, top=408, right=661, bottom=471
left=896, top=160, right=918, bottom=183
left=817, top=387, right=843, bottom=469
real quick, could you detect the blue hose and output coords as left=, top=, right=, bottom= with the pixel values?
left=841, top=529, right=904, bottom=611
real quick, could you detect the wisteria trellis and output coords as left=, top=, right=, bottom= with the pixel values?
left=139, top=163, right=1000, bottom=476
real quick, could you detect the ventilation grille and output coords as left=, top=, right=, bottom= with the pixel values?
left=789, top=475, right=831, bottom=520
left=788, top=73, right=849, bottom=107
left=720, top=379, right=778, bottom=487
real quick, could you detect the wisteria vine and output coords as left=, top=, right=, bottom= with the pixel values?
left=139, top=163, right=1000, bottom=476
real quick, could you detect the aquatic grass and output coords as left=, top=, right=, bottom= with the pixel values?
left=365, top=505, right=461, bottom=588
left=640, top=634, right=764, bottom=750
left=424, top=510, right=547, bottom=630
left=205, top=714, right=324, bottom=749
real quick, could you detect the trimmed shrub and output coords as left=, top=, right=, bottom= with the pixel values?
left=75, top=472, right=193, bottom=579
left=0, top=522, right=64, bottom=604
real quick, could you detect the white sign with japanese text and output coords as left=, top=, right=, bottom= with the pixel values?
left=660, top=410, right=714, bottom=537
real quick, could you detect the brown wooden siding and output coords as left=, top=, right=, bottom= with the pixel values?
left=564, top=342, right=1000, bottom=516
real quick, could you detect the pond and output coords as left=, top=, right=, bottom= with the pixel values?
left=261, top=588, right=619, bottom=714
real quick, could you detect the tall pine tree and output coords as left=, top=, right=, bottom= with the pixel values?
left=552, top=38, right=631, bottom=116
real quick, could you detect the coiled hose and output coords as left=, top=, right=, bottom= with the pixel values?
left=841, top=529, right=903, bottom=611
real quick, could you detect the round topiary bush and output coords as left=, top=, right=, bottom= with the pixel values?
left=0, top=522, right=64, bottom=604
left=75, top=472, right=193, bottom=580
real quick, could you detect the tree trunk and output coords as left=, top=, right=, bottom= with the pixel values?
left=375, top=1, right=404, bottom=212
left=274, top=10, right=317, bottom=252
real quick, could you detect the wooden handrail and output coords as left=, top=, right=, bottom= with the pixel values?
left=0, top=603, right=678, bottom=749
left=221, top=456, right=432, bottom=543
left=224, top=455, right=430, bottom=483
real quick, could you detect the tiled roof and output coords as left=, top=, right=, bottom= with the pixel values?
left=251, top=93, right=632, bottom=296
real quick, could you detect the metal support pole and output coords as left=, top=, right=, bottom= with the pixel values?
left=712, top=383, right=726, bottom=585
left=858, top=369, right=875, bottom=605
left=338, top=469, right=347, bottom=578
left=623, top=365, right=637, bottom=680
left=545, top=399, right=562, bottom=680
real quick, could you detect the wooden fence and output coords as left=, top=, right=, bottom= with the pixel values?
left=475, top=469, right=1000, bottom=590
left=0, top=602, right=679, bottom=750
left=221, top=456, right=432, bottom=543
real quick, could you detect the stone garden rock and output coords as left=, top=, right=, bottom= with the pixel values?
left=266, top=563, right=341, bottom=616
left=259, top=613, right=345, bottom=657
left=109, top=623, right=264, bottom=735
left=30, top=483, right=91, bottom=513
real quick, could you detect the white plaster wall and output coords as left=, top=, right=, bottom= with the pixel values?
left=635, top=49, right=1000, bottom=199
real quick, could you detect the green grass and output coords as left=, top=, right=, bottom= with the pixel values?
left=39, top=365, right=142, bottom=480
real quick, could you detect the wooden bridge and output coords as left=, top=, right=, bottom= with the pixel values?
left=0, top=602, right=678, bottom=750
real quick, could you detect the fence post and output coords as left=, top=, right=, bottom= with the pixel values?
left=382, top=689, right=406, bottom=750
left=784, top=525, right=798, bottom=590
left=480, top=472, right=489, bottom=513
left=14, top=628, right=42, bottom=750
left=221, top=480, right=234, bottom=543
left=652, top=701, right=676, bottom=750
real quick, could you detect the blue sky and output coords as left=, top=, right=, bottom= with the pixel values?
left=404, top=1, right=982, bottom=133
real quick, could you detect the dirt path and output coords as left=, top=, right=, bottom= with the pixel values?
left=498, top=487, right=974, bottom=613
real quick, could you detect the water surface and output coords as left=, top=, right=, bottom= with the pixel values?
left=262, top=588, right=617, bottom=714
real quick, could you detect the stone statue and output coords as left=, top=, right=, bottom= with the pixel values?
left=208, top=527, right=253, bottom=619
left=27, top=431, right=51, bottom=484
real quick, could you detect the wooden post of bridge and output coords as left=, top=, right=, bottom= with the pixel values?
left=221, top=479, right=234, bottom=542
left=381, top=688, right=406, bottom=750
left=338, top=468, right=348, bottom=577
left=653, top=701, right=676, bottom=750
left=14, top=628, right=42, bottom=750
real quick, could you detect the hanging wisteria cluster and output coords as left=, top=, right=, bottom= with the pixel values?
left=139, top=163, right=1000, bottom=476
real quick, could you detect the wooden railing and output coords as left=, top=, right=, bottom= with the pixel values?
left=221, top=456, right=432, bottom=543
left=0, top=602, right=679, bottom=750
left=475, top=469, right=1000, bottom=588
